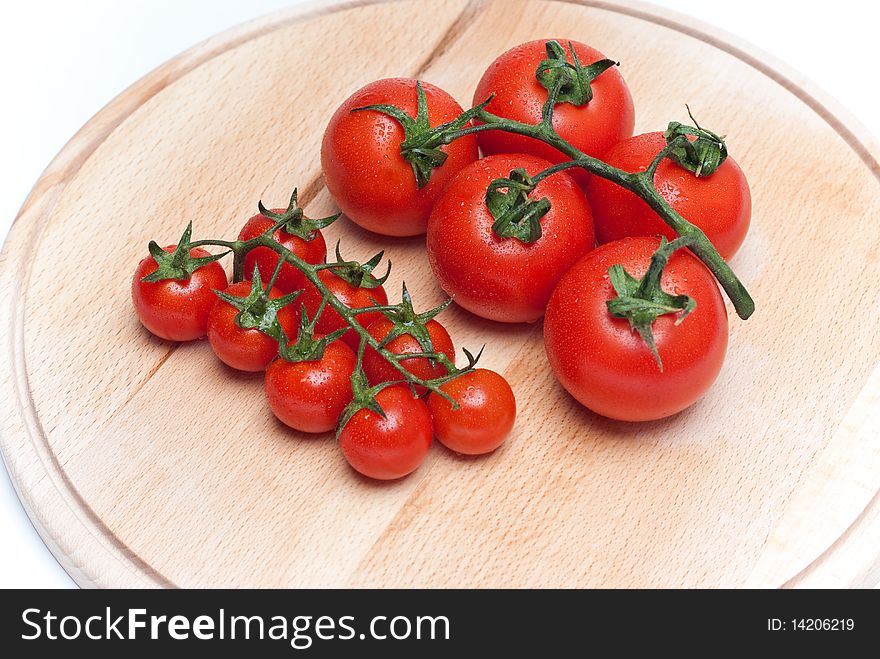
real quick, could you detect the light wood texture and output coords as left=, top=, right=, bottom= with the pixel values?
left=2, top=0, right=879, bottom=588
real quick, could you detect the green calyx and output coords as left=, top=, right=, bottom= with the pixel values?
left=141, top=222, right=226, bottom=282
left=257, top=187, right=340, bottom=241
left=277, top=301, right=348, bottom=363
left=213, top=264, right=300, bottom=343
left=606, top=237, right=697, bottom=371
left=335, top=338, right=400, bottom=438
left=353, top=81, right=491, bottom=189
left=663, top=106, right=728, bottom=177
left=486, top=168, right=550, bottom=243
left=325, top=242, right=390, bottom=290
left=377, top=283, right=455, bottom=368
left=536, top=40, right=618, bottom=107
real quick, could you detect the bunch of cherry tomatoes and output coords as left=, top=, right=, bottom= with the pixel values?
left=132, top=37, right=754, bottom=480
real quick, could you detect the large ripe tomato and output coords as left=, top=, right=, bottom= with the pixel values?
left=301, top=270, right=388, bottom=350
left=237, top=212, right=326, bottom=293
left=264, top=340, right=356, bottom=433
left=427, top=369, right=516, bottom=455
left=132, top=245, right=228, bottom=341
left=321, top=78, right=478, bottom=236
left=543, top=237, right=728, bottom=421
left=338, top=385, right=433, bottom=480
left=207, top=281, right=298, bottom=372
left=427, top=153, right=595, bottom=323
left=362, top=316, right=455, bottom=391
left=585, top=132, right=751, bottom=259
left=473, top=39, right=635, bottom=185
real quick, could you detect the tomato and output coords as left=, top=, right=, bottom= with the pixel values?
left=338, top=385, right=433, bottom=480
left=301, top=270, right=388, bottom=350
left=543, top=237, right=728, bottom=421
left=427, top=369, right=516, bottom=455
left=585, top=132, right=751, bottom=259
left=207, top=281, right=299, bottom=372
left=427, top=153, right=595, bottom=323
left=264, top=340, right=356, bottom=433
left=237, top=211, right=326, bottom=293
left=321, top=78, right=478, bottom=236
left=132, top=245, right=228, bottom=341
left=362, top=316, right=455, bottom=391
left=473, top=39, right=634, bottom=185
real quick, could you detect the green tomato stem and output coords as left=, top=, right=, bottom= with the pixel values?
left=459, top=107, right=754, bottom=320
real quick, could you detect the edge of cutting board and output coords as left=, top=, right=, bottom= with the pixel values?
left=2, top=0, right=879, bottom=588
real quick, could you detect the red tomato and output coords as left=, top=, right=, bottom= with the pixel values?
left=264, top=340, right=356, bottom=433
left=585, top=132, right=751, bottom=259
left=473, top=39, right=634, bottom=185
left=207, top=281, right=298, bottom=372
left=427, top=369, right=516, bottom=455
left=237, top=211, right=327, bottom=293
left=362, top=317, right=455, bottom=391
left=427, top=153, right=595, bottom=323
left=301, top=271, right=388, bottom=350
left=321, top=78, right=478, bottom=236
left=543, top=237, right=728, bottom=421
left=132, top=245, right=228, bottom=341
left=338, top=385, right=433, bottom=480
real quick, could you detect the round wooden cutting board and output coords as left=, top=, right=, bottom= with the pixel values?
left=3, top=0, right=880, bottom=589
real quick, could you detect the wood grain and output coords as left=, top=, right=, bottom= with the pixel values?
left=2, top=0, right=879, bottom=588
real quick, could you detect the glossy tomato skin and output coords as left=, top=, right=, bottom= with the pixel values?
left=238, top=211, right=327, bottom=293
left=301, top=271, right=388, bottom=350
left=338, top=385, right=433, bottom=480
left=132, top=245, right=228, bottom=341
left=473, top=39, right=635, bottom=186
left=207, top=281, right=299, bottom=372
left=321, top=78, right=478, bottom=237
left=362, top=317, right=455, bottom=392
left=264, top=340, right=356, bottom=433
left=428, top=369, right=516, bottom=455
left=585, top=132, right=751, bottom=260
left=427, top=153, right=595, bottom=323
left=544, top=237, right=728, bottom=421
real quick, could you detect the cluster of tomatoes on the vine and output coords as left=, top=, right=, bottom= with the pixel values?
left=132, top=198, right=515, bottom=481
left=133, top=36, right=755, bottom=480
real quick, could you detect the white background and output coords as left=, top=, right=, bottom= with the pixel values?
left=1, top=0, right=878, bottom=588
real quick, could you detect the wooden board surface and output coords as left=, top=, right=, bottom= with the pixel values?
left=2, top=0, right=880, bottom=588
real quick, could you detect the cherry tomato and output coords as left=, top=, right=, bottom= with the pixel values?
left=585, top=132, right=751, bottom=259
left=132, top=245, right=228, bottom=341
left=207, top=281, right=298, bottom=372
left=264, top=340, right=356, bottom=433
left=321, top=78, right=478, bottom=236
left=338, top=385, right=433, bottom=480
left=362, top=317, right=455, bottom=391
left=301, top=271, right=388, bottom=350
left=427, top=153, right=595, bottom=323
left=473, top=39, right=634, bottom=185
left=543, top=237, right=728, bottom=421
left=427, top=369, right=516, bottom=455
left=237, top=211, right=326, bottom=293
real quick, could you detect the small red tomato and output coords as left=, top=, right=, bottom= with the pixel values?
left=207, top=281, right=298, bottom=372
left=238, top=212, right=327, bottom=293
left=264, top=340, right=356, bottom=433
left=132, top=245, right=228, bottom=341
left=321, top=78, right=478, bottom=236
left=362, top=317, right=455, bottom=392
left=473, top=39, right=635, bottom=185
left=428, top=369, right=516, bottom=455
left=301, top=271, right=388, bottom=350
left=585, top=132, right=751, bottom=259
left=338, top=385, right=433, bottom=480
left=427, top=153, right=594, bottom=323
left=543, top=237, right=728, bottom=421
